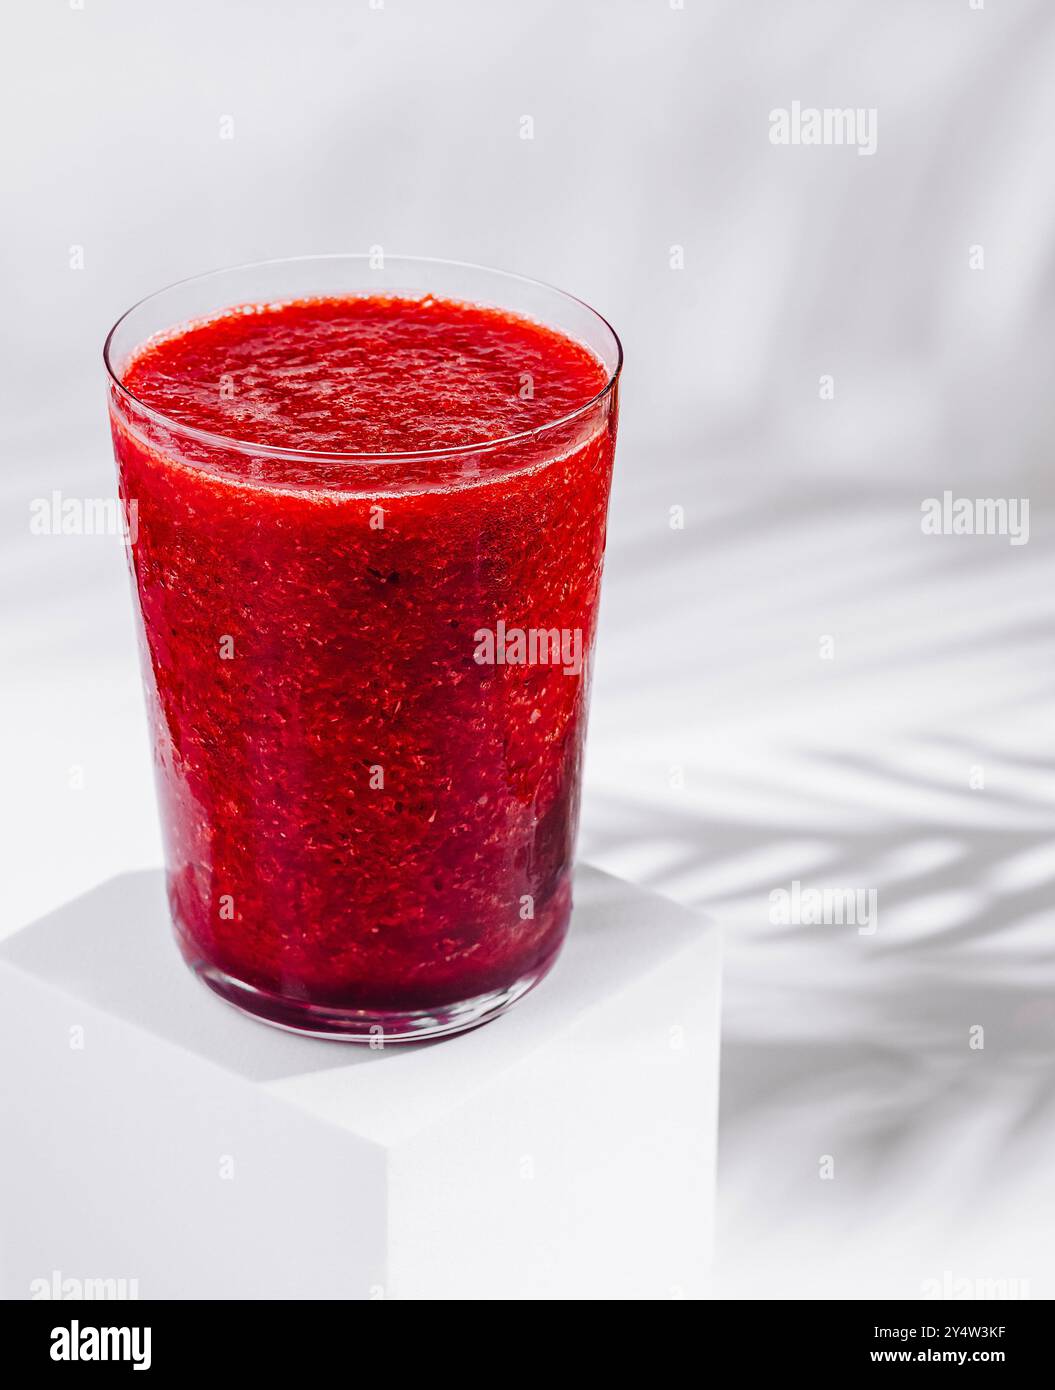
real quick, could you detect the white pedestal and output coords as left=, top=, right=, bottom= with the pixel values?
left=0, top=866, right=720, bottom=1300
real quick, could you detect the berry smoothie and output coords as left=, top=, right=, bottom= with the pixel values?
left=108, top=281, right=619, bottom=1038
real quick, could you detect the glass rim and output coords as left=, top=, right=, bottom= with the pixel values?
left=103, top=253, right=623, bottom=464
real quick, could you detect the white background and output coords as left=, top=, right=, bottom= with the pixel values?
left=2, top=0, right=1054, bottom=1299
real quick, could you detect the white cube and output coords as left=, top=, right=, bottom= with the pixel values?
left=0, top=865, right=720, bottom=1300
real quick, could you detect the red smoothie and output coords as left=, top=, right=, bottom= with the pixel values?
left=108, top=284, right=618, bottom=1037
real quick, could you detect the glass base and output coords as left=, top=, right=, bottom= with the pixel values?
left=187, top=953, right=559, bottom=1043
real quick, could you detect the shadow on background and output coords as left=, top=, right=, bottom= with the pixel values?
left=582, top=486, right=1055, bottom=1296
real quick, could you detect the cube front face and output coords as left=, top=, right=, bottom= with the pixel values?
left=0, top=962, right=388, bottom=1300
left=1, top=868, right=720, bottom=1300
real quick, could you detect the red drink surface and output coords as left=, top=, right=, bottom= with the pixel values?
left=111, top=294, right=617, bottom=1028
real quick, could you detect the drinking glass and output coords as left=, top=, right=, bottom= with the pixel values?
left=105, top=255, right=621, bottom=1040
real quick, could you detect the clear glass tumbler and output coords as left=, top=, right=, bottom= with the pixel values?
left=105, top=255, right=621, bottom=1040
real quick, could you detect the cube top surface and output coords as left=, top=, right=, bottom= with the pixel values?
left=0, top=865, right=719, bottom=1146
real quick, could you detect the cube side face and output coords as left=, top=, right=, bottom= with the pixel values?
left=386, top=933, right=721, bottom=1300
left=0, top=964, right=387, bottom=1300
